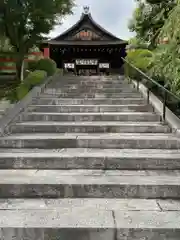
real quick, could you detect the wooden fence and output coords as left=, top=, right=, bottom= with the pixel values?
left=0, top=52, right=43, bottom=71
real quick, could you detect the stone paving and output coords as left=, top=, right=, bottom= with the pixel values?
left=0, top=75, right=180, bottom=239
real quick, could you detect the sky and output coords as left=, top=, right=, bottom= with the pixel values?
left=50, top=0, right=136, bottom=40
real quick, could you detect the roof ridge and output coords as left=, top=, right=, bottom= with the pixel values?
left=51, top=11, right=124, bottom=42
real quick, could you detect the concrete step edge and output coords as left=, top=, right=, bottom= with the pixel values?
left=0, top=148, right=180, bottom=156
left=26, top=112, right=158, bottom=115
left=0, top=169, right=180, bottom=183
left=0, top=133, right=176, bottom=140
left=14, top=121, right=165, bottom=127
left=29, top=104, right=150, bottom=107
left=0, top=198, right=178, bottom=211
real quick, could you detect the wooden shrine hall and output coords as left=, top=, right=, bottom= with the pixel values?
left=42, top=6, right=128, bottom=75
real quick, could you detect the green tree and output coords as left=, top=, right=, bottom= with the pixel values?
left=128, top=37, right=149, bottom=49
left=159, top=0, right=180, bottom=41
left=0, top=0, right=74, bottom=81
left=149, top=0, right=180, bottom=95
left=129, top=0, right=176, bottom=48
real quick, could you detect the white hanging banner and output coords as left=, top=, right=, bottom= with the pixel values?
left=64, top=63, right=75, bottom=69
left=99, top=63, right=110, bottom=69
left=76, top=59, right=98, bottom=65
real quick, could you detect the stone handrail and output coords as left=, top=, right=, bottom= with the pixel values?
left=0, top=74, right=55, bottom=136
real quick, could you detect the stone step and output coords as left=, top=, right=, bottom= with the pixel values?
left=0, top=148, right=180, bottom=170
left=0, top=133, right=179, bottom=149
left=28, top=104, right=153, bottom=113
left=1, top=199, right=180, bottom=240
left=0, top=198, right=163, bottom=210
left=40, top=92, right=142, bottom=98
left=46, top=83, right=135, bottom=88
left=44, top=88, right=138, bottom=94
left=0, top=169, right=179, bottom=198
left=48, top=82, right=128, bottom=87
left=34, top=97, right=146, bottom=105
left=56, top=82, right=132, bottom=88
left=23, top=112, right=160, bottom=122
left=57, top=78, right=125, bottom=82
left=11, top=121, right=170, bottom=134
left=48, top=78, right=128, bottom=84
left=49, top=79, right=126, bottom=85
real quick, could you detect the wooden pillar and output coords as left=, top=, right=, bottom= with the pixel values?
left=74, top=63, right=77, bottom=76
left=62, top=60, right=65, bottom=75
left=97, top=64, right=100, bottom=75
left=43, top=47, right=50, bottom=58
left=109, top=63, right=111, bottom=75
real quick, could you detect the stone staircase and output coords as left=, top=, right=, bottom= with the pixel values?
left=0, top=99, right=13, bottom=118
left=0, top=75, right=180, bottom=239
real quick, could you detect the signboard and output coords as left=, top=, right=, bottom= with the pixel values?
left=64, top=63, right=75, bottom=69
left=76, top=59, right=98, bottom=65
left=73, top=30, right=100, bottom=41
left=99, top=63, right=110, bottom=69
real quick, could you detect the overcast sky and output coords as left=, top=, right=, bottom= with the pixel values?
left=50, top=0, right=136, bottom=40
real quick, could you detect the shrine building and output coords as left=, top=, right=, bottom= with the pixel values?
left=42, top=6, right=128, bottom=75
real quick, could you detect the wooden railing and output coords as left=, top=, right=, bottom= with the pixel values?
left=0, top=52, right=43, bottom=71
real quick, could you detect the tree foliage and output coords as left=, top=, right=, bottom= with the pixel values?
left=125, top=48, right=153, bottom=80
left=128, top=37, right=149, bottom=49
left=129, top=0, right=176, bottom=47
left=159, top=0, right=180, bottom=41
left=128, top=0, right=180, bottom=97
left=149, top=1, right=180, bottom=96
left=0, top=0, right=74, bottom=80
